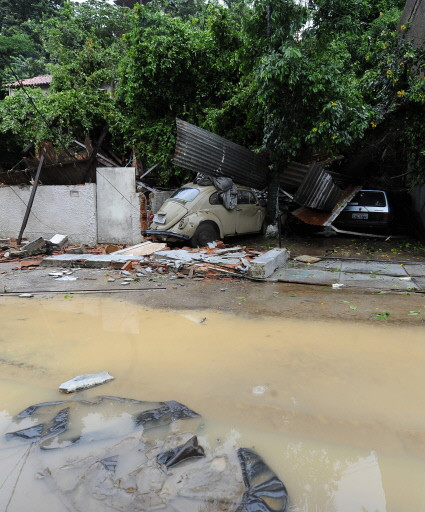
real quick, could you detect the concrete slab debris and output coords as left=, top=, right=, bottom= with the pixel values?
left=59, top=371, right=114, bottom=393
left=21, top=237, right=46, bottom=253
left=113, top=241, right=167, bottom=256
left=248, top=248, right=289, bottom=279
left=49, top=234, right=68, bottom=249
left=42, top=254, right=147, bottom=268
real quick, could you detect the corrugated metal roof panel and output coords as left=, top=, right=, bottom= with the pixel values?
left=293, top=162, right=344, bottom=211
left=280, top=161, right=310, bottom=191
left=292, top=186, right=362, bottom=226
left=173, top=119, right=269, bottom=189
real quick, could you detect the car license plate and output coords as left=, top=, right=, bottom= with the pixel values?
left=153, top=214, right=166, bottom=224
left=352, top=213, right=368, bottom=219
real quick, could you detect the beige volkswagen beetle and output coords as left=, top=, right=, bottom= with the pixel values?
left=143, top=183, right=266, bottom=247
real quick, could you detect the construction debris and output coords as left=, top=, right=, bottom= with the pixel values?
left=1, top=236, right=291, bottom=282
left=48, top=234, right=69, bottom=250
left=113, top=242, right=167, bottom=256
left=294, top=255, right=322, bottom=263
left=248, top=248, right=289, bottom=279
left=59, top=371, right=115, bottom=393
left=20, top=237, right=48, bottom=256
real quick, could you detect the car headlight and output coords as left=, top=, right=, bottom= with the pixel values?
left=178, top=218, right=188, bottom=229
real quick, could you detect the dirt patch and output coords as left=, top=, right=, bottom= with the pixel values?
left=234, top=233, right=425, bottom=262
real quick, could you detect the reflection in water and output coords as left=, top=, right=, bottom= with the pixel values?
left=282, top=443, right=386, bottom=512
left=1, top=296, right=425, bottom=510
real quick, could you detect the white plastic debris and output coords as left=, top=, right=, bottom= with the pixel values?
left=332, top=283, right=345, bottom=289
left=265, top=224, right=279, bottom=238
left=252, top=385, right=268, bottom=396
left=19, top=293, right=34, bottom=298
left=59, top=371, right=114, bottom=393
left=55, top=276, right=77, bottom=281
left=207, top=241, right=217, bottom=249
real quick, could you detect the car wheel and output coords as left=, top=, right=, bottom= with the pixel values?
left=191, top=222, right=219, bottom=248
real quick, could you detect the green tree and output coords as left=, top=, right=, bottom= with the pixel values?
left=0, top=0, right=130, bottom=164
left=116, top=3, right=242, bottom=183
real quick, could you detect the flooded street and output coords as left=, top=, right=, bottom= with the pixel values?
left=1, top=296, right=425, bottom=511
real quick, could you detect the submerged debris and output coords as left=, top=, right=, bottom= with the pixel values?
left=4, top=396, right=289, bottom=511
left=59, top=371, right=114, bottom=393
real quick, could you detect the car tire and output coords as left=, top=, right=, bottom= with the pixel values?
left=191, top=222, right=219, bottom=248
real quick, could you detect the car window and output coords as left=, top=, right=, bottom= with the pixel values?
left=237, top=190, right=256, bottom=205
left=209, top=192, right=223, bottom=205
left=170, top=187, right=200, bottom=203
left=348, top=191, right=386, bottom=207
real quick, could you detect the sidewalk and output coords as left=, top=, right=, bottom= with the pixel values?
left=271, top=258, right=425, bottom=291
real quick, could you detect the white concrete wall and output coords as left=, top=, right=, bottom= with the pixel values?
left=0, top=184, right=97, bottom=245
left=96, top=167, right=142, bottom=245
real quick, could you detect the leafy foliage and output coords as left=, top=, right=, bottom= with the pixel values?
left=0, top=0, right=424, bottom=187
left=116, top=3, right=242, bottom=182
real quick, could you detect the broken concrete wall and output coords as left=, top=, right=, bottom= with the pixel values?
left=96, top=167, right=142, bottom=245
left=0, top=184, right=97, bottom=245
left=150, top=190, right=175, bottom=214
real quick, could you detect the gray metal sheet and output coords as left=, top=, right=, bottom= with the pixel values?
left=294, top=162, right=344, bottom=211
left=173, top=119, right=269, bottom=189
left=280, top=161, right=310, bottom=191
left=292, top=186, right=361, bottom=226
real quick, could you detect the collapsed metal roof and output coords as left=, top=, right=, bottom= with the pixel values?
left=292, top=185, right=362, bottom=226
left=173, top=119, right=269, bottom=189
left=280, top=161, right=310, bottom=191
left=293, top=162, right=345, bottom=211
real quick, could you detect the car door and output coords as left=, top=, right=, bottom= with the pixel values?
left=235, top=190, right=264, bottom=234
left=208, top=191, right=238, bottom=235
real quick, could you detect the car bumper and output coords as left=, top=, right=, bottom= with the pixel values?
left=142, top=229, right=190, bottom=242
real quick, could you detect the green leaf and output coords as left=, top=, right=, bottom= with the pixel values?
left=371, top=311, right=390, bottom=320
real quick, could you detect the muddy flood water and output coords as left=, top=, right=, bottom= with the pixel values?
left=0, top=296, right=425, bottom=511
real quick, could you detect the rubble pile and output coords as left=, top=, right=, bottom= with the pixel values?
left=1, top=236, right=289, bottom=282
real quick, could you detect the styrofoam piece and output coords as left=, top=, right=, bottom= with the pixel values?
left=59, top=371, right=114, bottom=393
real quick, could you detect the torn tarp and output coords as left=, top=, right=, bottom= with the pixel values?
left=195, top=173, right=238, bottom=210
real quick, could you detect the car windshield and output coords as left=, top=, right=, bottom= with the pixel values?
left=348, top=191, right=386, bottom=207
left=170, top=187, right=200, bottom=203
